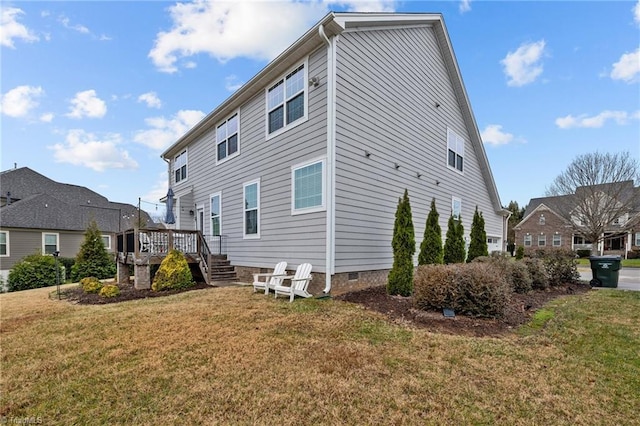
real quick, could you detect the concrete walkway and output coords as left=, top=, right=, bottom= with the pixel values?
left=578, top=266, right=640, bottom=291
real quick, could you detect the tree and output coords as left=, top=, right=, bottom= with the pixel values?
left=418, top=198, right=443, bottom=265
left=387, top=189, right=415, bottom=296
left=546, top=151, right=639, bottom=253
left=505, top=200, right=525, bottom=254
left=71, top=220, right=116, bottom=281
left=467, top=206, right=488, bottom=262
left=444, top=214, right=466, bottom=264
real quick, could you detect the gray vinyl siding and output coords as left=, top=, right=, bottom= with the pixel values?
left=172, top=48, right=328, bottom=271
left=333, top=26, right=503, bottom=273
left=0, top=228, right=84, bottom=271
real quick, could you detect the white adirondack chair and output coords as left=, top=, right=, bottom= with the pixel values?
left=252, top=261, right=288, bottom=294
left=273, top=263, right=313, bottom=302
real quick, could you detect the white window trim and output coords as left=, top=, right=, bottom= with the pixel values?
left=174, top=149, right=188, bottom=185
left=243, top=179, right=261, bottom=239
left=635, top=232, right=640, bottom=246
left=265, top=58, right=309, bottom=140
left=446, top=127, right=465, bottom=174
left=552, top=234, right=561, bottom=247
left=524, top=234, right=532, bottom=247
left=291, top=157, right=326, bottom=215
left=42, top=232, right=60, bottom=255
left=101, top=235, right=112, bottom=250
left=216, top=110, right=241, bottom=165
left=0, top=231, right=9, bottom=257
left=451, top=196, right=462, bottom=221
left=210, top=192, right=222, bottom=237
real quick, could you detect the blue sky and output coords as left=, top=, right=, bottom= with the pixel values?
left=1, top=0, right=639, bottom=220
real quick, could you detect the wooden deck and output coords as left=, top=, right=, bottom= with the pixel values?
left=116, top=229, right=235, bottom=288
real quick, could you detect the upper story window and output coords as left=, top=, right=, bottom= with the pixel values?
left=452, top=197, right=462, bottom=221
left=539, top=214, right=545, bottom=225
left=267, top=62, right=307, bottom=137
left=292, top=158, right=325, bottom=214
left=43, top=233, right=59, bottom=255
left=0, top=231, right=8, bottom=256
left=447, top=128, right=465, bottom=173
left=216, top=112, right=239, bottom=163
left=175, top=150, right=187, bottom=184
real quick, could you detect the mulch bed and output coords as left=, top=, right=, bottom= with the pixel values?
left=62, top=281, right=212, bottom=305
left=335, top=282, right=592, bottom=337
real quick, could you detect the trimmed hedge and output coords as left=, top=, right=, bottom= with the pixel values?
left=523, top=258, right=549, bottom=290
left=472, top=256, right=532, bottom=294
left=7, top=252, right=65, bottom=292
left=531, top=248, right=580, bottom=286
left=414, top=263, right=511, bottom=318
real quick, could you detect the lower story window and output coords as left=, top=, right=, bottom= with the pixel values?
left=0, top=231, right=8, bottom=256
left=552, top=234, right=561, bottom=247
left=243, top=180, right=260, bottom=238
left=538, top=235, right=546, bottom=246
left=524, top=235, right=532, bottom=247
left=43, top=233, right=59, bottom=255
left=292, top=159, right=325, bottom=214
left=101, top=235, right=111, bottom=250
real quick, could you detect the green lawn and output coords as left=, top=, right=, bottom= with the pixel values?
left=1, top=284, right=639, bottom=424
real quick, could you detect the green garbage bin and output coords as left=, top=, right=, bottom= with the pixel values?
left=589, top=255, right=622, bottom=288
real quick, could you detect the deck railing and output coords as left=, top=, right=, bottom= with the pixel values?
left=117, top=229, right=218, bottom=257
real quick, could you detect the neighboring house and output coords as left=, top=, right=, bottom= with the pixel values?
left=160, top=12, right=509, bottom=294
left=0, top=167, right=156, bottom=283
left=514, top=181, right=640, bottom=257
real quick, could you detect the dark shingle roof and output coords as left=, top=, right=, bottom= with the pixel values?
left=0, top=167, right=154, bottom=232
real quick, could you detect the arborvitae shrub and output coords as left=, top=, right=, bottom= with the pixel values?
left=387, top=189, right=415, bottom=296
left=466, top=206, right=488, bottom=262
left=7, top=252, right=65, bottom=292
left=443, top=215, right=465, bottom=264
left=80, top=276, right=102, bottom=294
left=414, top=262, right=511, bottom=318
left=99, top=284, right=120, bottom=298
left=515, top=246, right=525, bottom=260
left=152, top=249, right=194, bottom=291
left=418, top=198, right=443, bottom=265
left=523, top=258, right=549, bottom=290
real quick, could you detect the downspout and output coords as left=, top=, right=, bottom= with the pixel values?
left=320, top=24, right=336, bottom=294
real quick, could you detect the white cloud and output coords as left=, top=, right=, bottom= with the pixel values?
left=555, top=110, right=640, bottom=129
left=459, top=0, right=472, bottom=14
left=143, top=173, right=170, bottom=206
left=40, top=112, right=54, bottom=123
left=500, top=40, right=546, bottom=87
left=49, top=129, right=138, bottom=172
left=59, top=15, right=90, bottom=34
left=1, top=7, right=39, bottom=48
left=481, top=124, right=516, bottom=146
left=67, top=90, right=107, bottom=119
left=134, top=109, right=205, bottom=150
left=610, top=48, right=640, bottom=83
left=0, top=85, right=44, bottom=118
left=225, top=75, right=243, bottom=92
left=149, top=0, right=396, bottom=73
left=138, top=92, right=163, bottom=109
left=634, top=0, right=640, bottom=26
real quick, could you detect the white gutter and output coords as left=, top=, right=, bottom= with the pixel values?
left=320, top=24, right=336, bottom=295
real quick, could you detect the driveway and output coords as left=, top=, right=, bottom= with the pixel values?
left=578, top=266, right=640, bottom=291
